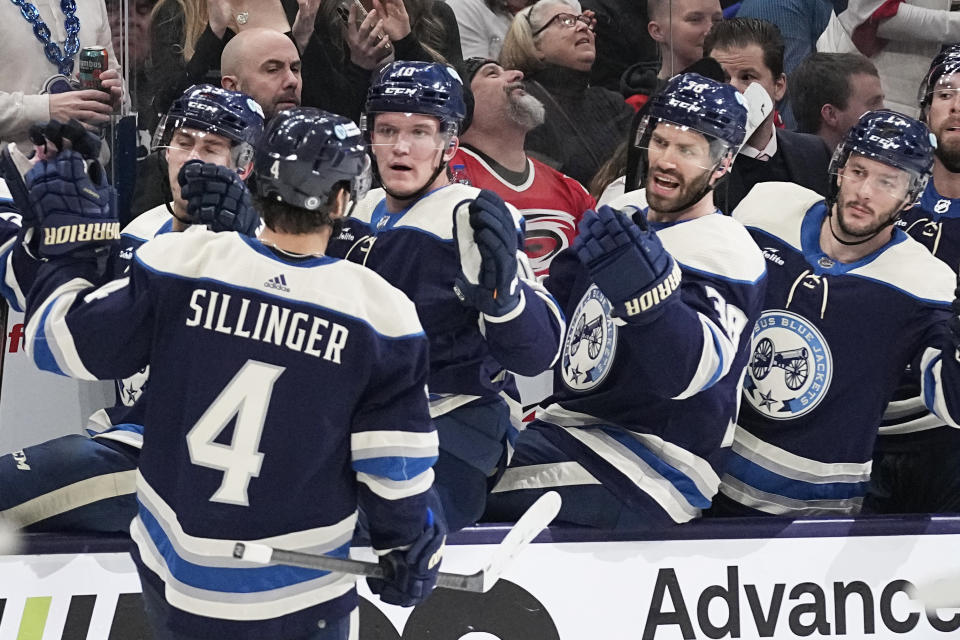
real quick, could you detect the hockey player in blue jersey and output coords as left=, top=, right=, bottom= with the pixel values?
left=328, top=61, right=565, bottom=531
left=22, top=107, right=443, bottom=639
left=714, top=110, right=960, bottom=517
left=485, top=73, right=768, bottom=529
left=867, top=48, right=960, bottom=514
left=0, top=85, right=264, bottom=534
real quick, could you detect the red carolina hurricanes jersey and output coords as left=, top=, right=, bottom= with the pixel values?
left=451, top=146, right=595, bottom=276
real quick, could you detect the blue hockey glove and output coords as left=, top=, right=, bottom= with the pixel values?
left=27, top=150, right=118, bottom=260
left=574, top=205, right=681, bottom=323
left=453, top=189, right=522, bottom=317
left=178, top=161, right=259, bottom=236
left=367, top=508, right=445, bottom=607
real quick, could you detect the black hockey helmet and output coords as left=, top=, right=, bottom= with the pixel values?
left=254, top=107, right=371, bottom=212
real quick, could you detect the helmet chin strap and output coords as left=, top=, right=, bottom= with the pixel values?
left=156, top=152, right=191, bottom=225
left=826, top=203, right=899, bottom=247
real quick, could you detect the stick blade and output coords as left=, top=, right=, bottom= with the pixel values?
left=480, top=490, right=561, bottom=592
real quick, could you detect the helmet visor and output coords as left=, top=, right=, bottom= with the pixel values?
left=152, top=114, right=254, bottom=172
left=833, top=151, right=924, bottom=202
left=635, top=119, right=734, bottom=173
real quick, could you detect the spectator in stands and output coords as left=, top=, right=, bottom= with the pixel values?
left=648, top=0, right=723, bottom=81
left=448, top=0, right=534, bottom=59
left=500, top=0, right=633, bottom=187
left=221, top=29, right=301, bottom=119
left=455, top=57, right=595, bottom=276
left=817, top=0, right=960, bottom=117
left=147, top=0, right=373, bottom=127
left=736, top=0, right=834, bottom=129
left=321, top=0, right=464, bottom=70
left=581, top=0, right=658, bottom=94
left=0, top=0, right=123, bottom=149
left=107, top=0, right=158, bottom=139
left=133, top=27, right=304, bottom=214
left=618, top=0, right=722, bottom=113
left=704, top=17, right=832, bottom=213
left=790, top=52, right=884, bottom=150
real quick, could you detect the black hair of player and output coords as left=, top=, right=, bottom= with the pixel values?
left=252, top=181, right=350, bottom=236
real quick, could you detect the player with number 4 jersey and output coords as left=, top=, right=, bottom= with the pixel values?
left=486, top=74, right=767, bottom=529
left=23, top=108, right=440, bottom=640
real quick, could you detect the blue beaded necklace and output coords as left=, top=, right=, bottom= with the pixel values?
left=9, top=0, right=80, bottom=75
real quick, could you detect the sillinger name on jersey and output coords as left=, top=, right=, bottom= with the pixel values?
left=185, top=288, right=349, bottom=363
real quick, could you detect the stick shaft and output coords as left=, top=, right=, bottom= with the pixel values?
left=267, top=548, right=483, bottom=592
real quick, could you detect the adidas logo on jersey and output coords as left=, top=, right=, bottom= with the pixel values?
left=264, top=274, right=290, bottom=292
left=119, top=247, right=134, bottom=261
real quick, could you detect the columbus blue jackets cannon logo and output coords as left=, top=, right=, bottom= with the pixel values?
left=743, top=310, right=833, bottom=419
left=561, top=284, right=617, bottom=391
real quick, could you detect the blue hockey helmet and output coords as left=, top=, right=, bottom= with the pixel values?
left=643, top=73, right=748, bottom=150
left=364, top=61, right=468, bottom=136
left=152, top=84, right=265, bottom=171
left=919, top=44, right=960, bottom=113
left=254, top=107, right=371, bottom=211
left=628, top=74, right=748, bottom=210
left=829, top=109, right=936, bottom=204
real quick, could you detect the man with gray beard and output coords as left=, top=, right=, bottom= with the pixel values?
left=453, top=58, right=595, bottom=277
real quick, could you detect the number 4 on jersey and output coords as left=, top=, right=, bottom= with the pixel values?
left=186, top=360, right=286, bottom=506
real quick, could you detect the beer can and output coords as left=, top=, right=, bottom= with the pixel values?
left=78, top=46, right=108, bottom=91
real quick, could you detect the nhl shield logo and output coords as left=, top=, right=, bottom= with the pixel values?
left=744, top=310, right=833, bottom=419
left=561, top=284, right=617, bottom=391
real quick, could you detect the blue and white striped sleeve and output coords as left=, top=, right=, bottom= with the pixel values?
left=351, top=325, right=437, bottom=552
left=480, top=250, right=566, bottom=376
left=618, top=273, right=764, bottom=400
left=916, top=310, right=960, bottom=429
left=24, top=256, right=154, bottom=381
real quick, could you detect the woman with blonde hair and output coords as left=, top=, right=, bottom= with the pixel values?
left=499, top=0, right=632, bottom=186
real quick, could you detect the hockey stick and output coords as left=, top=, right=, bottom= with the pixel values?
left=232, top=490, right=561, bottom=593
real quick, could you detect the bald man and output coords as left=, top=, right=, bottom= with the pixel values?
left=647, top=0, right=723, bottom=79
left=221, top=28, right=302, bottom=119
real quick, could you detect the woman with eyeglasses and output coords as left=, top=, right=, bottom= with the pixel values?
left=499, top=0, right=633, bottom=187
